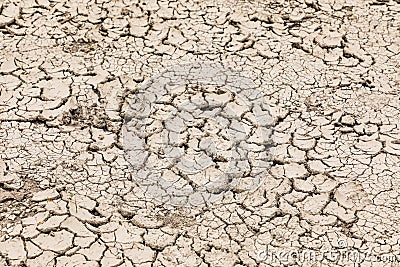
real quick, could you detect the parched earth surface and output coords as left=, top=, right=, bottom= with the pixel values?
left=0, top=0, right=400, bottom=266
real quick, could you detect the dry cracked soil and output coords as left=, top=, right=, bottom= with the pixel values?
left=0, top=0, right=400, bottom=266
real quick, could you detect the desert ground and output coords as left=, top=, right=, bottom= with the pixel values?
left=0, top=0, right=400, bottom=266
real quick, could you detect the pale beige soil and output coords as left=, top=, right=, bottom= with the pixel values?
left=0, top=0, right=399, bottom=266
